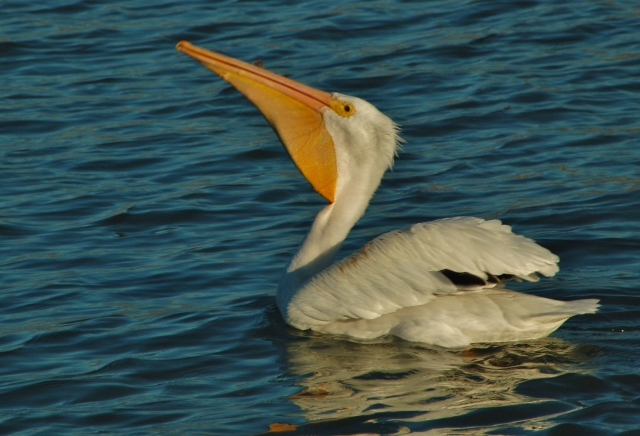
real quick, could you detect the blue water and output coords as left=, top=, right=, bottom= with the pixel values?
left=2, top=0, right=640, bottom=434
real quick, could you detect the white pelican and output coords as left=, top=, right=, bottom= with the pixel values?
left=176, top=41, right=599, bottom=347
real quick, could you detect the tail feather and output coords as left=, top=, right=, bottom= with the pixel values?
left=532, top=298, right=600, bottom=318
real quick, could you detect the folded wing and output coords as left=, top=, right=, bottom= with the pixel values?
left=283, top=217, right=560, bottom=329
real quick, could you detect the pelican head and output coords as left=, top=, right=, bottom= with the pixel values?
left=175, top=41, right=400, bottom=205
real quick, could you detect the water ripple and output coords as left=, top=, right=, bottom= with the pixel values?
left=2, top=0, right=640, bottom=434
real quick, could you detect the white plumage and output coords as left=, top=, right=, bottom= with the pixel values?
left=315, top=289, right=598, bottom=347
left=177, top=42, right=599, bottom=347
left=280, top=217, right=597, bottom=347
left=281, top=217, right=560, bottom=329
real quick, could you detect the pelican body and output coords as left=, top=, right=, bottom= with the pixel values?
left=176, top=41, right=598, bottom=347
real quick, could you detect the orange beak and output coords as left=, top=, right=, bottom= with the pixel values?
left=176, top=41, right=338, bottom=203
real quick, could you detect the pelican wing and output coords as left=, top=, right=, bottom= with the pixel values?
left=284, top=217, right=560, bottom=329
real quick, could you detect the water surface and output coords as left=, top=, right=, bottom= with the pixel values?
left=2, top=0, right=640, bottom=434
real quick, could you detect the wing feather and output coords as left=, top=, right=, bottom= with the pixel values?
left=283, top=217, right=559, bottom=330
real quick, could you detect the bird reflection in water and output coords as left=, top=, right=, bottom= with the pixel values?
left=274, top=332, right=597, bottom=434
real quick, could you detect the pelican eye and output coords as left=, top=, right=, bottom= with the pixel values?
left=329, top=99, right=356, bottom=118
